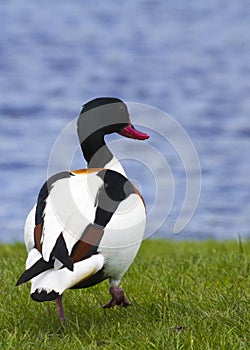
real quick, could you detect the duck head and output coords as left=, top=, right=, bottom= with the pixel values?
left=77, top=97, right=149, bottom=167
left=78, top=97, right=149, bottom=141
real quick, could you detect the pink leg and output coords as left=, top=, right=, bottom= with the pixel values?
left=56, top=295, right=66, bottom=322
left=103, top=287, right=132, bottom=308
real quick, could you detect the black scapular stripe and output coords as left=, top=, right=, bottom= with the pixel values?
left=94, top=169, right=135, bottom=228
left=35, top=171, right=72, bottom=226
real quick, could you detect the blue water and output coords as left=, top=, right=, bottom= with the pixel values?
left=1, top=0, right=250, bottom=243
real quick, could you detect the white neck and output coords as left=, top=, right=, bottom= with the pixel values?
left=104, top=156, right=126, bottom=177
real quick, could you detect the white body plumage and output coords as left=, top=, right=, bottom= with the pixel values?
left=24, top=162, right=146, bottom=296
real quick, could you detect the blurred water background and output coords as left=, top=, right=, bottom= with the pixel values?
left=1, top=0, right=250, bottom=243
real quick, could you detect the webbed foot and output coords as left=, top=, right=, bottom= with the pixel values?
left=103, top=287, right=132, bottom=308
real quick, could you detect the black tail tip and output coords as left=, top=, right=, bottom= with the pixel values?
left=31, top=289, right=59, bottom=302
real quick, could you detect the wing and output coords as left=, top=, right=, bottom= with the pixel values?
left=17, top=169, right=139, bottom=287
left=17, top=171, right=103, bottom=285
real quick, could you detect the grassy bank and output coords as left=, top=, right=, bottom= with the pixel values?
left=0, top=240, right=249, bottom=349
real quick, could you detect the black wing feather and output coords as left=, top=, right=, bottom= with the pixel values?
left=16, top=258, right=54, bottom=286
left=51, top=233, right=73, bottom=271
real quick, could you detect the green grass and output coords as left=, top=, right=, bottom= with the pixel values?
left=0, top=239, right=250, bottom=349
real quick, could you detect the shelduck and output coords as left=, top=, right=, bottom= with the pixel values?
left=16, top=97, right=149, bottom=322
